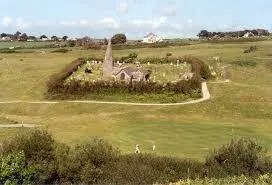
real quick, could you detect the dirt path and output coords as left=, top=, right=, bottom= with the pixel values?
left=0, top=82, right=210, bottom=106
left=0, top=124, right=39, bottom=128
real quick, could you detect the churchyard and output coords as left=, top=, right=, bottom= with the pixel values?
left=0, top=40, right=272, bottom=160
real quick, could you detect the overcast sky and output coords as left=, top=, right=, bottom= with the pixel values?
left=1, top=0, right=271, bottom=39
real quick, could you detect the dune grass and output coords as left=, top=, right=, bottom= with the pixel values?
left=0, top=40, right=271, bottom=159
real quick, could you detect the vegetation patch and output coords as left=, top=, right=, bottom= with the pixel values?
left=266, top=61, right=272, bottom=71
left=112, top=41, right=191, bottom=50
left=244, top=45, right=257, bottom=53
left=0, top=130, right=271, bottom=185
left=51, top=48, right=70, bottom=53
left=0, top=49, right=18, bottom=53
left=231, top=59, right=257, bottom=67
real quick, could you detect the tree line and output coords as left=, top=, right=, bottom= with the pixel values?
left=198, top=29, right=270, bottom=38
left=0, top=31, right=68, bottom=41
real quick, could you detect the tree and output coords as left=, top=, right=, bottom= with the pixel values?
left=197, top=30, right=210, bottom=38
left=103, top=38, right=108, bottom=45
left=15, top=31, right=21, bottom=36
left=19, top=33, right=28, bottom=41
left=40, top=34, right=48, bottom=39
left=111, top=33, right=127, bottom=44
left=1, top=33, right=7, bottom=38
left=51, top=35, right=58, bottom=41
left=62, top=35, right=68, bottom=41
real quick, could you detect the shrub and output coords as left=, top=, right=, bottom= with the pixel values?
left=120, top=52, right=138, bottom=63
left=0, top=152, right=40, bottom=185
left=205, top=138, right=271, bottom=177
left=111, top=33, right=127, bottom=44
left=55, top=138, right=119, bottom=184
left=0, top=49, right=18, bottom=53
left=103, top=154, right=202, bottom=185
left=51, top=48, right=70, bottom=53
left=112, top=41, right=190, bottom=50
left=244, top=46, right=257, bottom=53
left=47, top=78, right=201, bottom=99
left=231, top=59, right=257, bottom=67
left=46, top=58, right=85, bottom=97
left=0, top=129, right=57, bottom=184
left=182, top=56, right=213, bottom=80
left=166, top=52, right=173, bottom=57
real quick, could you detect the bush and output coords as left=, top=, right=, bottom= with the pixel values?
left=244, top=46, right=257, bottom=53
left=166, top=52, right=173, bottom=57
left=46, top=58, right=85, bottom=97
left=112, top=41, right=190, bottom=50
left=111, top=33, right=127, bottom=44
left=0, top=152, right=39, bottom=185
left=120, top=52, right=138, bottom=63
left=182, top=56, right=213, bottom=80
left=103, top=154, right=202, bottom=185
left=55, top=138, right=119, bottom=184
left=0, top=129, right=57, bottom=184
left=47, top=78, right=201, bottom=99
left=205, top=138, right=271, bottom=177
left=51, top=48, right=70, bottom=53
left=0, top=49, right=18, bottom=53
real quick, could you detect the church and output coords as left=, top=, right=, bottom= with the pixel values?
left=102, top=39, right=151, bottom=82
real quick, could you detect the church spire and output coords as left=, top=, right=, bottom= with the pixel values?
left=103, top=39, right=114, bottom=77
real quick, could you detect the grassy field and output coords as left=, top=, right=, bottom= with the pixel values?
left=0, top=41, right=271, bottom=160
left=0, top=41, right=54, bottom=49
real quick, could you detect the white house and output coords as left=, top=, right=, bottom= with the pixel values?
left=1, top=37, right=12, bottom=41
left=243, top=32, right=255, bottom=38
left=142, top=33, right=163, bottom=43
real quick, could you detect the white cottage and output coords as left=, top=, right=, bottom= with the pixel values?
left=142, top=33, right=163, bottom=43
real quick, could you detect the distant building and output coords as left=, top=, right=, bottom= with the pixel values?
left=1, top=37, right=11, bottom=41
left=142, top=32, right=163, bottom=43
left=243, top=32, right=255, bottom=38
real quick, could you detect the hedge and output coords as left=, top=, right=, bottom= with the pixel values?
left=46, top=56, right=212, bottom=99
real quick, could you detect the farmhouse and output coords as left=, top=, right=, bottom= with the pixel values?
left=142, top=32, right=163, bottom=43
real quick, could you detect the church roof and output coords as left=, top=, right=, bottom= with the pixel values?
left=116, top=66, right=149, bottom=76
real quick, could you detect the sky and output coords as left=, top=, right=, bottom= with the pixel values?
left=1, top=0, right=271, bottom=39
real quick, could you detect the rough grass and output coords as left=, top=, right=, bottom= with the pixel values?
left=0, top=40, right=271, bottom=159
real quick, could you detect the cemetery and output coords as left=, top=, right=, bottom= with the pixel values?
left=47, top=39, right=215, bottom=102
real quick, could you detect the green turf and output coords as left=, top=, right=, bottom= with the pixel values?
left=0, top=40, right=271, bottom=160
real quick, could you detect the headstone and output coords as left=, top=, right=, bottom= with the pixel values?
left=147, top=62, right=150, bottom=65
left=153, top=76, right=156, bottom=82
left=170, top=62, right=173, bottom=66
left=177, top=60, right=180, bottom=66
